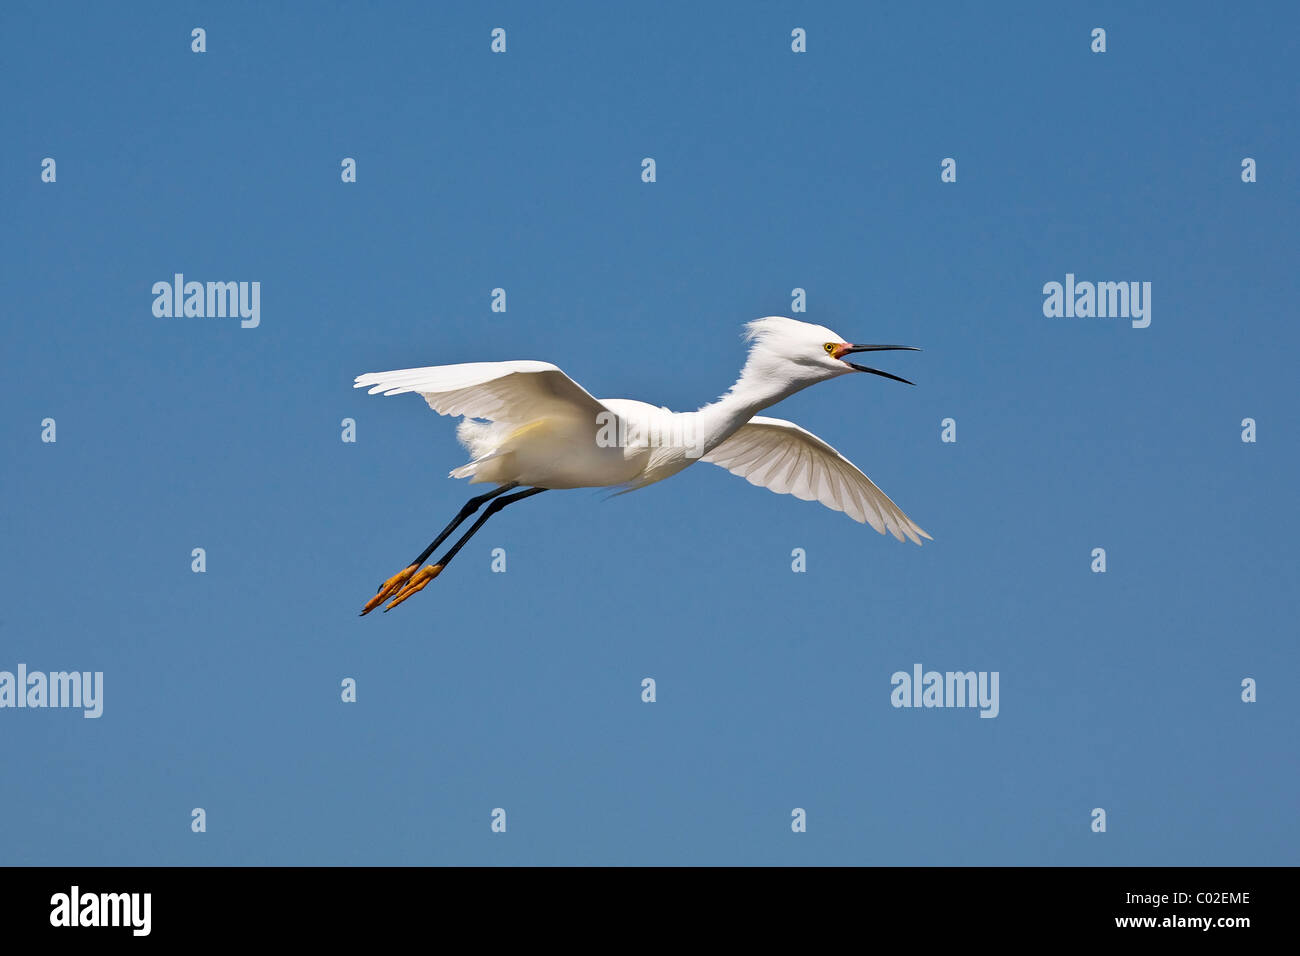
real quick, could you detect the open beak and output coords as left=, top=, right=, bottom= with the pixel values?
left=831, top=344, right=920, bottom=385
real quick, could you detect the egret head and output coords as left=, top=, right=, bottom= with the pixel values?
left=742, top=316, right=918, bottom=386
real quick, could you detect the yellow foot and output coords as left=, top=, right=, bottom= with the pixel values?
left=360, top=565, right=418, bottom=616
left=383, top=564, right=443, bottom=612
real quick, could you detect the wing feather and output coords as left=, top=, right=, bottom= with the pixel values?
left=353, top=360, right=608, bottom=424
left=702, top=415, right=931, bottom=544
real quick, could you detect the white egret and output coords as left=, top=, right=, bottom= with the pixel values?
left=356, top=316, right=930, bottom=614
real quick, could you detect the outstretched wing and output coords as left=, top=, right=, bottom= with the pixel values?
left=354, top=360, right=609, bottom=423
left=702, top=415, right=931, bottom=544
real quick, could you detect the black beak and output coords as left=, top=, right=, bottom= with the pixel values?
left=839, top=344, right=920, bottom=385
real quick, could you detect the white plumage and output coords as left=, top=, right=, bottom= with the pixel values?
left=356, top=360, right=637, bottom=490
left=702, top=416, right=929, bottom=543
left=356, top=317, right=930, bottom=613
left=354, top=316, right=929, bottom=539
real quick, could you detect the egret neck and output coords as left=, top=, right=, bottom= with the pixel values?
left=692, top=352, right=839, bottom=456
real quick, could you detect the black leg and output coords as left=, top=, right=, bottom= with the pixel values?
left=402, top=482, right=518, bottom=579
left=381, top=487, right=548, bottom=612
left=430, top=487, right=547, bottom=572
left=360, top=482, right=518, bottom=616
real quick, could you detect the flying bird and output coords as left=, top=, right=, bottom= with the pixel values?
left=355, top=316, right=930, bottom=614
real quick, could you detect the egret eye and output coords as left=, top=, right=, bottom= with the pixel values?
left=824, top=342, right=836, bottom=354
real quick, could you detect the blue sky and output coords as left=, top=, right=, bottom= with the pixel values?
left=3, top=1, right=1297, bottom=865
